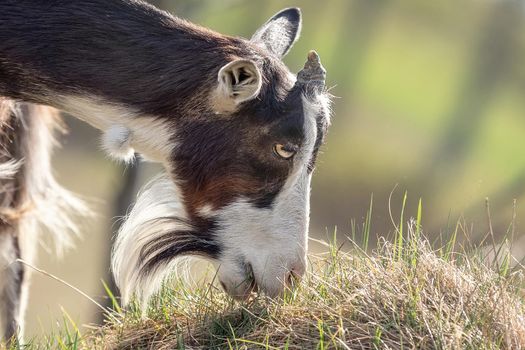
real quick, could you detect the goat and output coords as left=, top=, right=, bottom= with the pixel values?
left=0, top=0, right=331, bottom=342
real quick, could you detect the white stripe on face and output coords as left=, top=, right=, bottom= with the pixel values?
left=213, top=94, right=319, bottom=298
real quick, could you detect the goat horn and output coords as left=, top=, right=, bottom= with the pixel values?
left=296, top=50, right=326, bottom=93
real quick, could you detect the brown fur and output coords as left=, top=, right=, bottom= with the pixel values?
left=185, top=175, right=276, bottom=215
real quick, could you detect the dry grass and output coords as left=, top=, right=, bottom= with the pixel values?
left=74, top=221, right=525, bottom=350
left=6, top=199, right=525, bottom=350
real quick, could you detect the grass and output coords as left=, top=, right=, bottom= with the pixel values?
left=5, top=199, right=525, bottom=349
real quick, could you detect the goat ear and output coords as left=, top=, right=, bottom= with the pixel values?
left=251, top=8, right=302, bottom=58
left=213, top=59, right=261, bottom=113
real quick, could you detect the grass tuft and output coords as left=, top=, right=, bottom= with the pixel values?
left=82, top=223, right=525, bottom=349
left=6, top=206, right=525, bottom=350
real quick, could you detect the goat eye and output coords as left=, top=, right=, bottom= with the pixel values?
left=273, top=143, right=296, bottom=159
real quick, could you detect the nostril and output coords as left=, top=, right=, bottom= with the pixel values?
left=291, top=262, right=306, bottom=277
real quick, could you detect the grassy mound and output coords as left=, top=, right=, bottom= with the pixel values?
left=10, top=207, right=525, bottom=349
left=69, top=227, right=524, bottom=349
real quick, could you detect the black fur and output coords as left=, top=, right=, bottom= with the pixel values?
left=139, top=217, right=220, bottom=275
left=0, top=0, right=256, bottom=115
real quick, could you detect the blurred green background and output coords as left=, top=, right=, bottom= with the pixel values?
left=25, top=0, right=525, bottom=339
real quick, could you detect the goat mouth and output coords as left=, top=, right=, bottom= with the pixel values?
left=220, top=261, right=258, bottom=300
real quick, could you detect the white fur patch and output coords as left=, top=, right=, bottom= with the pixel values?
left=19, top=105, right=89, bottom=256
left=57, top=95, right=175, bottom=163
left=197, top=204, right=214, bottom=218
left=127, top=117, right=177, bottom=163
left=0, top=160, right=21, bottom=179
left=214, top=173, right=311, bottom=298
left=301, top=91, right=332, bottom=126
left=102, top=124, right=135, bottom=162
left=111, top=175, right=190, bottom=306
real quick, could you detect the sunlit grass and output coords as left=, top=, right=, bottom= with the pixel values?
left=7, top=199, right=524, bottom=349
